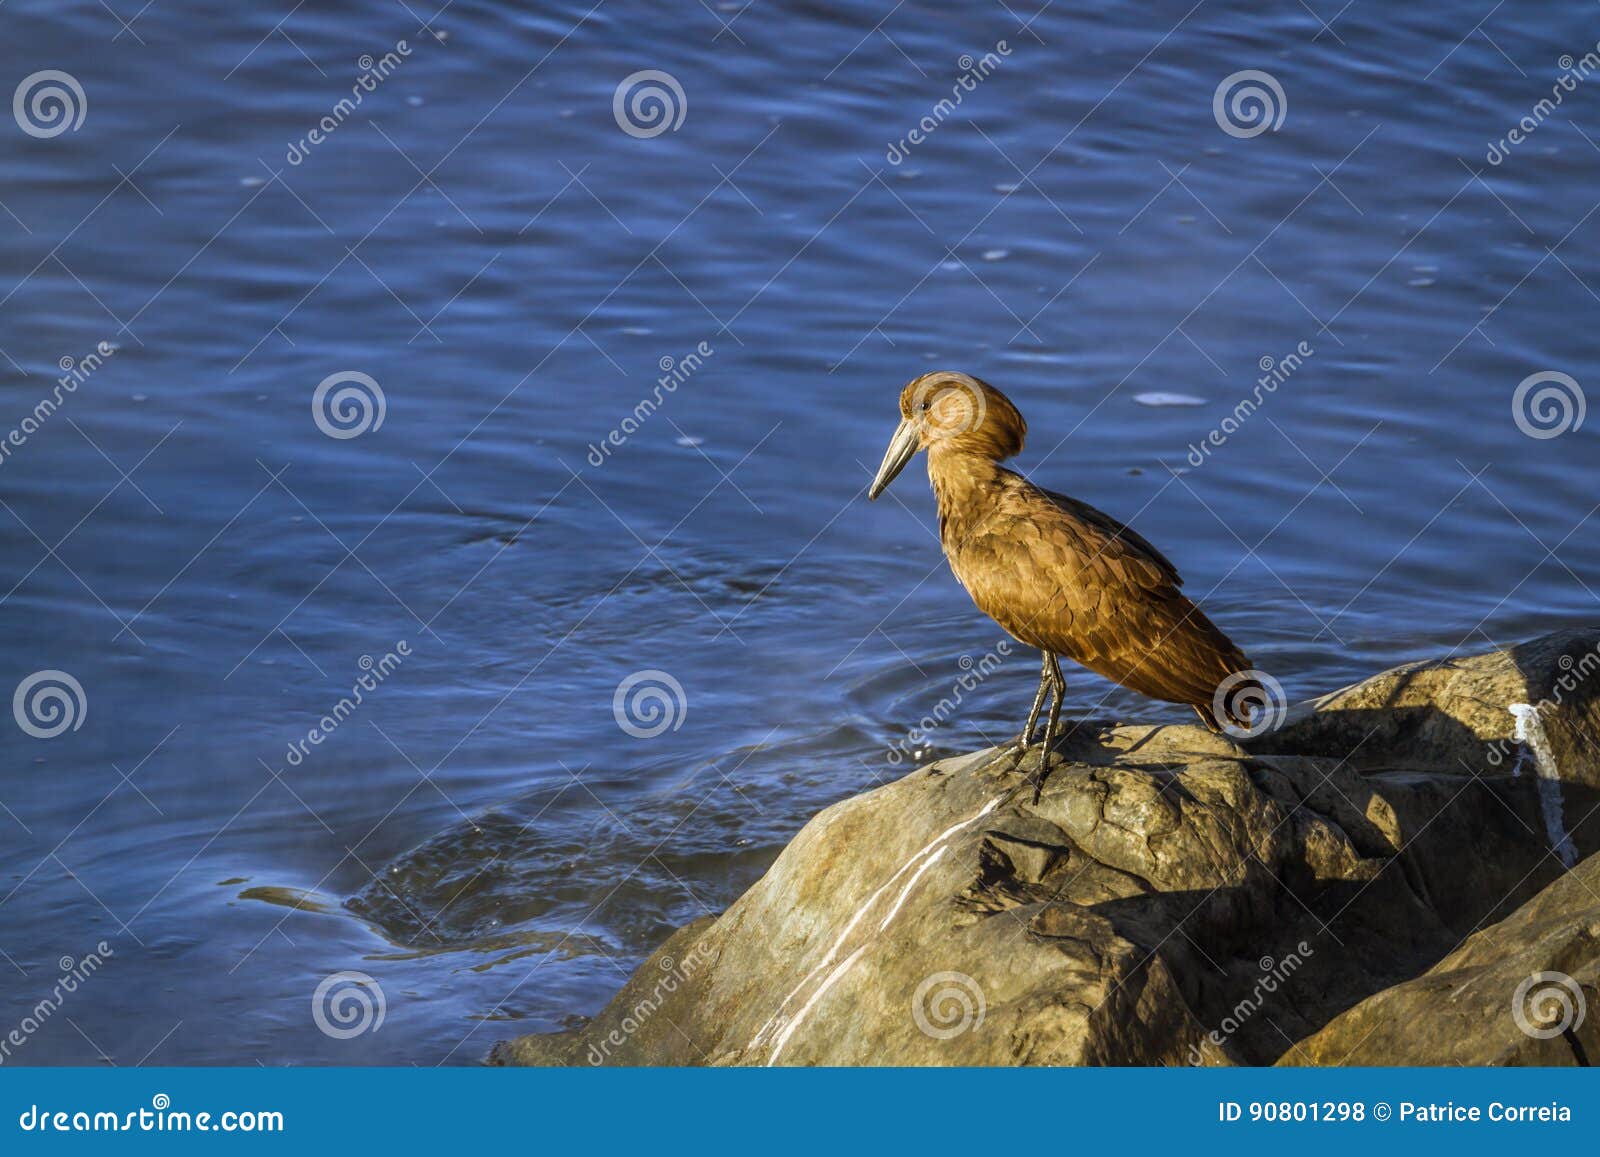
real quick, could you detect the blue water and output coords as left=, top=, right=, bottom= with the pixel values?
left=1, top=0, right=1596, bottom=1065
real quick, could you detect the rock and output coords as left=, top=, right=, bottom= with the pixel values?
left=1285, top=854, right=1600, bottom=1066
left=491, top=630, right=1600, bottom=1067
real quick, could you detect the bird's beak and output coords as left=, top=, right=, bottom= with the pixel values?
left=868, top=417, right=921, bottom=501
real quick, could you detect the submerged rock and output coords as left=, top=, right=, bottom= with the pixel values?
left=492, top=630, right=1600, bottom=1067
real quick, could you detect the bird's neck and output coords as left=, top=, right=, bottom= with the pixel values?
left=927, top=448, right=1008, bottom=550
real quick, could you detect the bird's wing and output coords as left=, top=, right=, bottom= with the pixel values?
left=949, top=473, right=1248, bottom=707
left=1034, top=485, right=1184, bottom=587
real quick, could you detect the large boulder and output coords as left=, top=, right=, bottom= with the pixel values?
left=491, top=630, right=1600, bottom=1066
left=1284, top=854, right=1600, bottom=1066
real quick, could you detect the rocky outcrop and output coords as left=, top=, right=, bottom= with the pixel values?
left=1285, top=853, right=1600, bottom=1066
left=492, top=630, right=1600, bottom=1067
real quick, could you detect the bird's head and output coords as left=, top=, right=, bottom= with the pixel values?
left=868, top=371, right=1027, bottom=500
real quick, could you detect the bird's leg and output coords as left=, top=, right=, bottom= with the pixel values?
left=1029, top=655, right=1067, bottom=803
left=1002, top=652, right=1052, bottom=776
left=1017, top=650, right=1053, bottom=751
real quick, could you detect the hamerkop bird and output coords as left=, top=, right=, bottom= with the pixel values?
left=868, top=371, right=1263, bottom=798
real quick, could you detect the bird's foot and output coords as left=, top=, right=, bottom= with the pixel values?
left=993, top=742, right=1056, bottom=803
left=999, top=724, right=1065, bottom=801
left=1025, top=747, right=1057, bottom=804
left=997, top=724, right=1040, bottom=768
left=996, top=739, right=1030, bottom=776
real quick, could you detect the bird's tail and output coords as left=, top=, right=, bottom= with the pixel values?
left=1197, top=667, right=1276, bottom=736
left=1221, top=673, right=1263, bottom=730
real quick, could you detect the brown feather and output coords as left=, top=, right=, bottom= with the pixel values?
left=897, top=373, right=1255, bottom=725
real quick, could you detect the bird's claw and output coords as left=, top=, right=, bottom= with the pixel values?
left=1025, top=747, right=1056, bottom=804
left=998, top=729, right=1036, bottom=770
left=997, top=738, right=1055, bottom=803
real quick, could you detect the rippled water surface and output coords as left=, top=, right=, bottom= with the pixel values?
left=2, top=0, right=1598, bottom=1063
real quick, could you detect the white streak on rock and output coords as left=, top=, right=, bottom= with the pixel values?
left=879, top=846, right=949, bottom=931
left=765, top=945, right=867, bottom=1066
left=752, top=794, right=1001, bottom=1063
left=1509, top=703, right=1579, bottom=868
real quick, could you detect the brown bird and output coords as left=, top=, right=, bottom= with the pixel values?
left=868, top=371, right=1263, bottom=798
